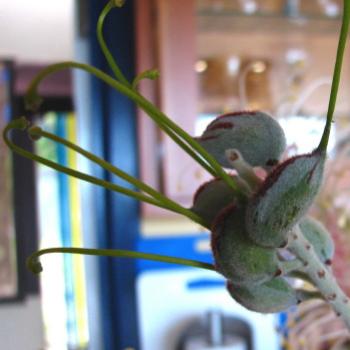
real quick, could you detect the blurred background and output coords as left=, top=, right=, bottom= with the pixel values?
left=1, top=0, right=350, bottom=349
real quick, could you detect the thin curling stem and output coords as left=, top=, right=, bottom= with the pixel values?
left=30, top=126, right=209, bottom=228
left=27, top=247, right=216, bottom=274
left=97, top=0, right=131, bottom=87
left=318, top=0, right=350, bottom=152
left=132, top=69, right=160, bottom=89
left=25, top=61, right=244, bottom=198
left=3, top=120, right=207, bottom=226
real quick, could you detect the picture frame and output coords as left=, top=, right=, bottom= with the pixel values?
left=0, top=60, right=21, bottom=302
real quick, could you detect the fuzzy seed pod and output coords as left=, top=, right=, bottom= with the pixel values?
left=299, top=216, right=335, bottom=263
left=246, top=150, right=326, bottom=248
left=227, top=277, right=298, bottom=313
left=196, top=111, right=286, bottom=168
left=212, top=204, right=280, bottom=285
left=191, top=177, right=241, bottom=225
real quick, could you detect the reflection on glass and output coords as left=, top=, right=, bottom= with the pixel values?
left=0, top=61, right=17, bottom=299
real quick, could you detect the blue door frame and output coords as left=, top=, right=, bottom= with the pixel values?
left=88, top=1, right=140, bottom=349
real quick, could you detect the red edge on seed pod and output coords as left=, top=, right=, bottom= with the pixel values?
left=210, top=203, right=236, bottom=271
left=192, top=177, right=222, bottom=205
left=226, top=280, right=243, bottom=298
left=205, top=110, right=258, bottom=131
left=252, top=149, right=322, bottom=200
left=192, top=172, right=237, bottom=205
left=206, top=121, right=234, bottom=132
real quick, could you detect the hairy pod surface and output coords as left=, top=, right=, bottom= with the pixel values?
left=196, top=111, right=286, bottom=168
left=212, top=204, right=280, bottom=285
left=246, top=150, right=326, bottom=248
left=191, top=177, right=241, bottom=225
left=299, top=216, right=335, bottom=263
left=227, top=277, right=298, bottom=313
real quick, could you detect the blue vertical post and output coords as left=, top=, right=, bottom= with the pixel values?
left=88, top=1, right=140, bottom=349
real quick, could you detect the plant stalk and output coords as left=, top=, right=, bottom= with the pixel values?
left=27, top=247, right=216, bottom=274
left=289, top=226, right=350, bottom=330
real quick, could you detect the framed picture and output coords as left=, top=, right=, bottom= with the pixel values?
left=0, top=60, right=20, bottom=301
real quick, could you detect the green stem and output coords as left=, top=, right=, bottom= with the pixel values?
left=132, top=69, right=160, bottom=89
left=97, top=0, right=131, bottom=86
left=27, top=247, right=216, bottom=274
left=318, top=0, right=350, bottom=152
left=296, top=289, right=324, bottom=302
left=4, top=119, right=208, bottom=226
left=287, top=270, right=314, bottom=285
left=154, top=123, right=217, bottom=177
left=29, top=125, right=209, bottom=228
left=25, top=61, right=244, bottom=198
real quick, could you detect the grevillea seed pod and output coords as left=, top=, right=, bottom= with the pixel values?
left=191, top=177, right=242, bottom=225
left=227, top=277, right=298, bottom=313
left=196, top=111, right=286, bottom=168
left=246, top=150, right=326, bottom=248
left=212, top=204, right=280, bottom=285
left=299, top=216, right=335, bottom=264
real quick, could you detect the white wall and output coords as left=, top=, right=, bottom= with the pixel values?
left=0, top=0, right=74, bottom=63
left=0, top=296, right=44, bottom=350
left=0, top=2, right=73, bottom=349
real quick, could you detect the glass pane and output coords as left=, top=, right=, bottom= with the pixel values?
left=195, top=0, right=349, bottom=156
left=0, top=61, right=18, bottom=299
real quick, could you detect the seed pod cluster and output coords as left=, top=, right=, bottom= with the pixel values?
left=192, top=111, right=331, bottom=314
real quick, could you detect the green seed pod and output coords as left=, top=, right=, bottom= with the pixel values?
left=299, top=216, right=334, bottom=263
left=196, top=111, right=286, bottom=168
left=227, top=277, right=298, bottom=313
left=191, top=177, right=242, bottom=225
left=246, top=150, right=326, bottom=248
left=212, top=204, right=280, bottom=285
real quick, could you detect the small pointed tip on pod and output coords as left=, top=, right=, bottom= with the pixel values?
left=28, top=126, right=43, bottom=141
left=211, top=204, right=280, bottom=285
left=26, top=257, right=43, bottom=275
left=191, top=176, right=241, bottom=225
left=227, top=277, right=298, bottom=313
left=299, top=216, right=335, bottom=263
left=25, top=91, right=43, bottom=112
left=246, top=150, right=326, bottom=248
left=196, top=111, right=286, bottom=168
left=8, top=116, right=30, bottom=131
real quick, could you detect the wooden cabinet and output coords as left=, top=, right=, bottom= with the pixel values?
left=135, top=0, right=350, bottom=223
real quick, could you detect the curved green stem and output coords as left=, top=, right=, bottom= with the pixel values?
left=280, top=258, right=304, bottom=275
left=3, top=119, right=208, bottom=226
left=25, top=61, right=244, bottom=199
left=287, top=270, right=314, bottom=285
left=154, top=123, right=217, bottom=177
left=318, top=0, right=350, bottom=152
left=132, top=69, right=160, bottom=89
left=97, top=0, right=131, bottom=86
left=29, top=125, right=209, bottom=228
left=27, top=247, right=216, bottom=274
left=296, top=289, right=324, bottom=302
